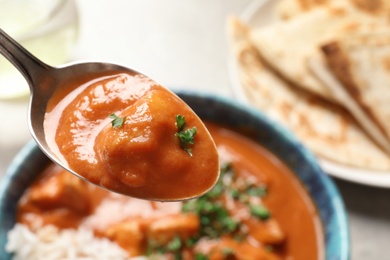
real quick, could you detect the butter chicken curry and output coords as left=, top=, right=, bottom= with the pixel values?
left=43, top=72, right=219, bottom=200
left=18, top=122, right=324, bottom=259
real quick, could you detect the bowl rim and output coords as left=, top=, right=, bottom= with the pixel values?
left=0, top=90, right=350, bottom=260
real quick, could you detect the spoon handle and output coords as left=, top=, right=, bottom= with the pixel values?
left=0, top=28, right=53, bottom=92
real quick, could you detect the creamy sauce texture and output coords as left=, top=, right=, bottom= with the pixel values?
left=44, top=71, right=219, bottom=200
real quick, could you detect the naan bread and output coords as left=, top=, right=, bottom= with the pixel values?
left=320, top=33, right=390, bottom=154
left=277, top=0, right=332, bottom=19
left=307, top=52, right=390, bottom=154
left=277, top=0, right=390, bottom=20
left=228, top=17, right=390, bottom=170
left=249, top=1, right=389, bottom=102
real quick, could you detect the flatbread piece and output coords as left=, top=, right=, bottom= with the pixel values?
left=228, top=17, right=390, bottom=171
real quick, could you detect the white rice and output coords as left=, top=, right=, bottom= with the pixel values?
left=5, top=224, right=149, bottom=260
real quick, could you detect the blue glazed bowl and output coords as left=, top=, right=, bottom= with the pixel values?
left=0, top=91, right=350, bottom=259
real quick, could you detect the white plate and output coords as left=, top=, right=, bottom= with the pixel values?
left=229, top=0, right=390, bottom=188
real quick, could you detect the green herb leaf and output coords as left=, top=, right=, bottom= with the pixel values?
left=195, top=253, right=208, bottom=260
left=206, top=180, right=223, bottom=198
left=238, top=194, right=250, bottom=204
left=221, top=216, right=239, bottom=233
left=146, top=236, right=183, bottom=258
left=167, top=236, right=182, bottom=252
left=181, top=163, right=272, bottom=252
left=249, top=204, right=270, bottom=220
left=146, top=238, right=158, bottom=256
left=230, top=189, right=240, bottom=200
left=185, top=237, right=197, bottom=247
left=109, top=113, right=126, bottom=128
left=182, top=163, right=243, bottom=240
left=222, top=247, right=235, bottom=257
left=176, top=127, right=197, bottom=145
left=175, top=115, right=197, bottom=156
left=247, top=186, right=267, bottom=197
left=176, top=114, right=186, bottom=131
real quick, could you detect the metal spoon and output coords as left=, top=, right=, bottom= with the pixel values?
left=0, top=28, right=220, bottom=201
left=0, top=28, right=138, bottom=171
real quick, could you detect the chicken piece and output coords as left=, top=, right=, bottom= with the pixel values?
left=147, top=213, right=199, bottom=245
left=104, top=218, right=146, bottom=256
left=245, top=218, right=285, bottom=245
left=26, top=169, right=91, bottom=214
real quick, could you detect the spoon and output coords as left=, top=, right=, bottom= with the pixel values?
left=0, top=28, right=220, bottom=200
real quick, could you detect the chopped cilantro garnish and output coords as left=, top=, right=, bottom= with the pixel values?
left=175, top=115, right=197, bottom=156
left=195, top=253, right=208, bottom=260
left=146, top=238, right=158, bottom=256
left=230, top=188, right=240, bottom=199
left=167, top=236, right=182, bottom=252
left=206, top=180, right=223, bottom=198
left=183, top=196, right=239, bottom=239
left=247, top=186, right=267, bottom=197
left=146, top=236, right=183, bottom=258
left=238, top=194, right=250, bottom=204
left=180, top=163, right=272, bottom=257
left=221, top=216, right=239, bottom=233
left=176, top=127, right=197, bottom=145
left=185, top=237, right=197, bottom=247
left=222, top=247, right=236, bottom=257
left=176, top=114, right=186, bottom=131
left=249, top=204, right=270, bottom=220
left=109, top=113, right=126, bottom=128
left=182, top=164, right=241, bottom=241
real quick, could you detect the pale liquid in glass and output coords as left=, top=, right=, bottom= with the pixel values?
left=0, top=0, right=78, bottom=99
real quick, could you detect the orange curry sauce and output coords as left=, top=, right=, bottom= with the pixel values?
left=44, top=71, right=219, bottom=200
left=19, top=122, right=324, bottom=259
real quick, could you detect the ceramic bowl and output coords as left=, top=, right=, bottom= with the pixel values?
left=0, top=91, right=350, bottom=259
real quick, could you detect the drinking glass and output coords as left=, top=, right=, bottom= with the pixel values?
left=0, top=0, right=79, bottom=99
